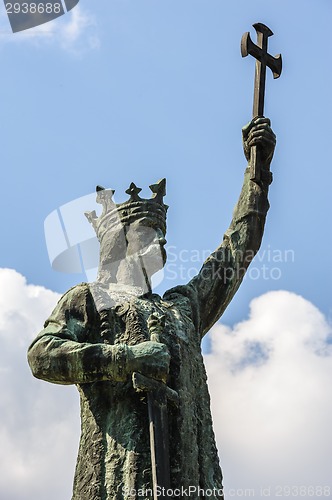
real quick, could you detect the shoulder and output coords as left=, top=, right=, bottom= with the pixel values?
left=163, top=284, right=196, bottom=302
left=54, top=282, right=91, bottom=306
left=48, top=282, right=97, bottom=320
left=163, top=284, right=200, bottom=326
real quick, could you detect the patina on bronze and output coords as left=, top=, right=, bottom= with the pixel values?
left=241, top=23, right=282, bottom=182
left=27, top=28, right=280, bottom=500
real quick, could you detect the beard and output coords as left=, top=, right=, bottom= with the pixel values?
left=138, top=242, right=166, bottom=276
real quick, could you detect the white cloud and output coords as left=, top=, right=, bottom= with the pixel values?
left=58, top=6, right=101, bottom=54
left=1, top=270, right=331, bottom=499
left=0, top=6, right=100, bottom=55
left=205, top=291, right=332, bottom=498
left=0, top=269, right=80, bottom=500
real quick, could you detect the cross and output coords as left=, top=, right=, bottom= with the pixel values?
left=241, top=23, right=282, bottom=182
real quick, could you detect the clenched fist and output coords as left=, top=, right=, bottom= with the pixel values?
left=242, top=117, right=276, bottom=166
left=128, top=341, right=170, bottom=383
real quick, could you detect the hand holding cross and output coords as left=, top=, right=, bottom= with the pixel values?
left=241, top=23, right=282, bottom=182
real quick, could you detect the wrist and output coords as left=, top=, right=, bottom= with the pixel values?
left=245, top=165, right=273, bottom=186
left=260, top=168, right=273, bottom=185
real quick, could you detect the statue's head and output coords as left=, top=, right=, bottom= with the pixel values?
left=85, top=179, right=168, bottom=285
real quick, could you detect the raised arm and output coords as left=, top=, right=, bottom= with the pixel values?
left=28, top=284, right=170, bottom=385
left=185, top=117, right=276, bottom=336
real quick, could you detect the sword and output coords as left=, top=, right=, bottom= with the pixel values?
left=132, top=314, right=179, bottom=500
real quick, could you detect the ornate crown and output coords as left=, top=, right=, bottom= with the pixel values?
left=85, top=178, right=168, bottom=242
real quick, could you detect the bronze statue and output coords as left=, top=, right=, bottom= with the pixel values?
left=28, top=23, right=281, bottom=500
left=27, top=116, right=275, bottom=500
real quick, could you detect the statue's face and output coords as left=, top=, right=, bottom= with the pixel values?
left=125, top=220, right=167, bottom=275
left=98, top=218, right=167, bottom=283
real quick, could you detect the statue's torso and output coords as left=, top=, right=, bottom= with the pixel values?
left=70, top=283, right=223, bottom=500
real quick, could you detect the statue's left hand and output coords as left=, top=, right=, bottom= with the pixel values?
left=242, top=117, right=276, bottom=166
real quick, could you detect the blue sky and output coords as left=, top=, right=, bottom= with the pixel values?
left=1, top=0, right=331, bottom=324
left=0, top=1, right=331, bottom=499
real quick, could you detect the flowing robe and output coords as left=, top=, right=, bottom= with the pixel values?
left=28, top=167, right=271, bottom=499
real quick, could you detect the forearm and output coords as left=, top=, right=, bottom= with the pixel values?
left=27, top=335, right=129, bottom=385
left=225, top=165, right=271, bottom=264
left=201, top=164, right=271, bottom=281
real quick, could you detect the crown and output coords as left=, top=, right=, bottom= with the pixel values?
left=85, top=178, right=168, bottom=243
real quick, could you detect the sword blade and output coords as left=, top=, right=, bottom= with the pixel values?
left=132, top=372, right=178, bottom=499
left=148, top=389, right=171, bottom=500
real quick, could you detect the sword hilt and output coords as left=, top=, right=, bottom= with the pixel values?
left=148, top=313, right=165, bottom=343
left=151, top=333, right=160, bottom=342
left=133, top=313, right=178, bottom=405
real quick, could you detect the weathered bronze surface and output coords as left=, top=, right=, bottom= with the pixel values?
left=27, top=26, right=279, bottom=500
